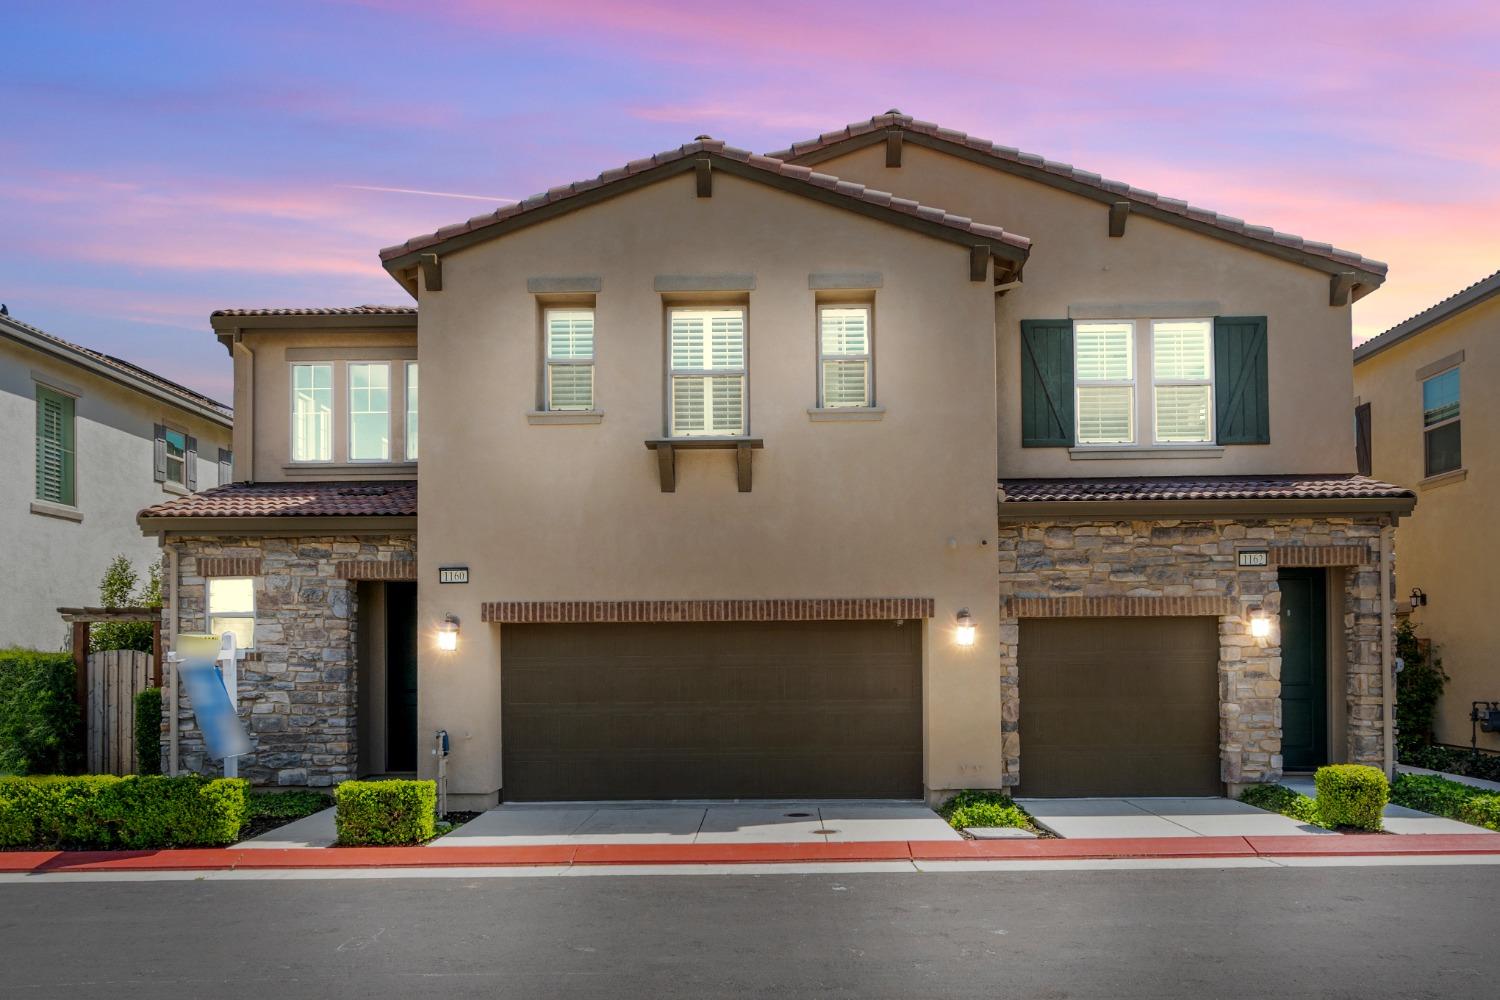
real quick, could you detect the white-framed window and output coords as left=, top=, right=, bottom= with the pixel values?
left=405, top=362, right=419, bottom=461
left=163, top=427, right=187, bottom=485
left=1074, top=320, right=1135, bottom=445
left=818, top=304, right=872, bottom=408
left=348, top=362, right=391, bottom=462
left=1422, top=367, right=1461, bottom=477
left=1150, top=319, right=1214, bottom=444
left=545, top=308, right=595, bottom=411
left=291, top=364, right=333, bottom=462
left=668, top=306, right=746, bottom=437
left=207, top=577, right=256, bottom=651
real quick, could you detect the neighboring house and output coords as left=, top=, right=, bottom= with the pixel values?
left=1, top=310, right=233, bottom=650
left=140, top=112, right=1414, bottom=805
left=1353, top=270, right=1498, bottom=752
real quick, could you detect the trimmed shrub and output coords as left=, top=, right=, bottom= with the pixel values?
left=1314, top=764, right=1388, bottom=831
left=1457, top=795, right=1500, bottom=833
left=0, top=774, right=248, bottom=848
left=0, top=648, right=79, bottom=776
left=938, top=790, right=1034, bottom=831
left=1400, top=744, right=1500, bottom=784
left=1390, top=772, right=1500, bottom=833
left=335, top=779, right=436, bottom=846
left=1238, top=783, right=1328, bottom=827
left=134, top=688, right=162, bottom=775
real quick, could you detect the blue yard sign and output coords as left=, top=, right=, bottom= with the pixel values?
left=176, top=633, right=251, bottom=761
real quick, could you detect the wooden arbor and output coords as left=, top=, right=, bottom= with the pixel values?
left=56, top=607, right=163, bottom=769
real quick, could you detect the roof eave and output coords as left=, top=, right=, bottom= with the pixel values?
left=139, top=514, right=417, bottom=536
left=996, top=495, right=1415, bottom=522
left=210, top=311, right=419, bottom=352
left=1354, top=276, right=1500, bottom=364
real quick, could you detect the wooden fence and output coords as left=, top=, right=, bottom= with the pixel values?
left=86, top=649, right=154, bottom=775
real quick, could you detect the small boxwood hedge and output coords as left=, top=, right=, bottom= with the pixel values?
left=938, top=790, right=1035, bottom=831
left=134, top=687, right=162, bottom=775
left=0, top=649, right=79, bottom=776
left=1390, top=772, right=1500, bottom=833
left=1238, top=783, right=1330, bottom=828
left=334, top=779, right=436, bottom=846
left=0, top=774, right=248, bottom=848
left=1314, top=764, right=1388, bottom=831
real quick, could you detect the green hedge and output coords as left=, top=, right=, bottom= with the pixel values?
left=0, top=774, right=248, bottom=848
left=938, top=790, right=1035, bottom=831
left=334, top=779, right=436, bottom=846
left=1391, top=772, right=1500, bottom=833
left=0, top=649, right=79, bottom=776
left=1314, top=764, right=1388, bottom=831
left=134, top=688, right=162, bottom=775
left=1238, top=783, right=1329, bottom=828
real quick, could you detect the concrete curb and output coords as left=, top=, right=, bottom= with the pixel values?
left=4, top=833, right=1500, bottom=874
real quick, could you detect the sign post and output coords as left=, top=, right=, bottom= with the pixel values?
left=174, top=632, right=251, bottom=772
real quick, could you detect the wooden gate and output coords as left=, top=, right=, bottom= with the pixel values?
left=86, top=650, right=154, bottom=775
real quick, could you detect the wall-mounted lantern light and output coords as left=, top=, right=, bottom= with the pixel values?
left=955, top=608, right=976, bottom=647
left=1409, top=587, right=1428, bottom=612
left=1248, top=605, right=1272, bottom=640
left=436, top=613, right=461, bottom=651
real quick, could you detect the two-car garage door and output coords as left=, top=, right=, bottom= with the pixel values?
left=501, top=620, right=922, bottom=801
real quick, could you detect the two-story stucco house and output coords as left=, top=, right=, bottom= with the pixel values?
left=1, top=310, right=233, bottom=650
left=1353, top=270, right=1498, bottom=753
left=140, top=112, right=1414, bottom=805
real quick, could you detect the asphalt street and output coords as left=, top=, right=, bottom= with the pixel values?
left=3, top=863, right=1497, bottom=999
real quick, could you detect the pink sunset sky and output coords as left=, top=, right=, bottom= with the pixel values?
left=4, top=1, right=1498, bottom=401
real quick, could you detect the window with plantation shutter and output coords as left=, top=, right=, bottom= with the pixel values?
left=1074, top=321, right=1135, bottom=445
left=669, top=306, right=746, bottom=436
left=34, top=385, right=75, bottom=506
left=817, top=305, right=872, bottom=408
left=1151, top=319, right=1213, bottom=443
left=545, top=309, right=595, bottom=411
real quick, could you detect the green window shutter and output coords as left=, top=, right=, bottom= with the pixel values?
left=153, top=424, right=168, bottom=482
left=1214, top=316, right=1269, bottom=444
left=185, top=435, right=198, bottom=491
left=1020, top=320, right=1074, bottom=447
left=35, top=386, right=76, bottom=505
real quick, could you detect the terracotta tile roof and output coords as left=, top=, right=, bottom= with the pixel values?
left=139, top=481, right=417, bottom=519
left=768, top=112, right=1386, bottom=279
left=999, top=475, right=1415, bottom=504
left=210, top=306, right=416, bottom=318
left=1354, top=267, right=1500, bottom=362
left=1, top=312, right=231, bottom=422
left=378, top=138, right=1031, bottom=263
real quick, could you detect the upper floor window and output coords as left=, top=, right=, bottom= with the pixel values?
left=291, top=363, right=333, bottom=462
left=1072, top=319, right=1216, bottom=446
left=818, top=305, right=872, bottom=408
left=405, top=362, right=419, bottom=461
left=1074, top=320, right=1135, bottom=445
left=1150, top=319, right=1213, bottom=444
left=1422, top=367, right=1460, bottom=477
left=164, top=428, right=187, bottom=485
left=669, top=306, right=745, bottom=437
left=349, top=362, right=391, bottom=462
left=208, top=577, right=256, bottom=650
left=34, top=384, right=76, bottom=506
left=545, top=309, right=595, bottom=411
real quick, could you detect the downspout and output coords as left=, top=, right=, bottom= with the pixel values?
left=1380, top=519, right=1395, bottom=779
left=166, top=541, right=180, bottom=776
left=232, top=332, right=255, bottom=482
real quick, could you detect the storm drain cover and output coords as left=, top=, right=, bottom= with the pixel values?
left=812, top=828, right=839, bottom=835
left=784, top=812, right=812, bottom=818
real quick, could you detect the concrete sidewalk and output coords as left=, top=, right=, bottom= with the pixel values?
left=1018, top=797, right=1333, bottom=839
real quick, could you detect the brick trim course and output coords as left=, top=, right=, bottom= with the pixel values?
left=196, top=556, right=263, bottom=578
left=1005, top=595, right=1237, bottom=618
left=1267, top=543, right=1374, bottom=567
left=336, top=559, right=417, bottom=581
left=481, top=598, right=936, bottom=624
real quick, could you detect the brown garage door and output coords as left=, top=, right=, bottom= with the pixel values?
left=1020, top=617, right=1221, bottom=797
left=501, top=620, right=923, bottom=801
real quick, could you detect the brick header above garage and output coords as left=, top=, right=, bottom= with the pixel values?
left=480, top=598, right=936, bottom=624
left=1005, top=595, right=1237, bottom=618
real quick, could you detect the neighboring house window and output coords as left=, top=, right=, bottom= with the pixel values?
left=405, top=362, right=419, bottom=461
left=154, top=424, right=197, bottom=489
left=1151, top=319, right=1213, bottom=444
left=164, top=428, right=187, bottom=484
left=34, top=384, right=76, bottom=506
left=669, top=307, right=746, bottom=436
left=1074, top=320, right=1135, bottom=444
left=818, top=305, right=872, bottom=408
left=545, top=309, right=595, bottom=411
left=207, top=578, right=255, bottom=651
left=291, top=364, right=333, bottom=462
left=348, top=362, right=391, bottom=462
left=1422, top=367, right=1461, bottom=477
left=1354, top=402, right=1372, bottom=477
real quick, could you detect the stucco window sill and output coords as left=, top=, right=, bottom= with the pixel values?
left=1419, top=468, right=1467, bottom=491
left=807, top=406, right=886, bottom=422
left=1069, top=446, right=1224, bottom=460
left=30, top=500, right=83, bottom=523
left=161, top=481, right=190, bottom=496
left=527, top=410, right=605, bottom=425
left=282, top=463, right=417, bottom=477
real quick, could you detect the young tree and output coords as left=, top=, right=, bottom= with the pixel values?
left=90, top=556, right=162, bottom=653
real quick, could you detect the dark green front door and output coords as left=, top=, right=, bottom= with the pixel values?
left=1279, top=569, right=1328, bottom=770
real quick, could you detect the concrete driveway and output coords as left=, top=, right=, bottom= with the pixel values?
left=429, top=801, right=961, bottom=846
left=1017, top=797, right=1335, bottom=838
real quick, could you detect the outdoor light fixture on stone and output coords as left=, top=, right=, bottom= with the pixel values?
left=1248, top=606, right=1272, bottom=640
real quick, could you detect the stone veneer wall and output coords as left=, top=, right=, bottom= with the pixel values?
left=166, top=533, right=416, bottom=786
left=995, top=516, right=1391, bottom=789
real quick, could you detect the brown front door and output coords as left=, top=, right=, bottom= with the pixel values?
left=500, top=619, right=923, bottom=801
left=1019, top=617, right=1221, bottom=796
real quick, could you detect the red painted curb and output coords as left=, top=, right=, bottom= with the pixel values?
left=1247, top=833, right=1500, bottom=856
left=907, top=836, right=1258, bottom=860
left=570, top=842, right=913, bottom=865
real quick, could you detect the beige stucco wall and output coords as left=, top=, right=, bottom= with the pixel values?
left=1355, top=297, right=1498, bottom=750
left=0, top=337, right=231, bottom=649
left=814, top=143, right=1358, bottom=478
left=413, top=170, right=1003, bottom=805
left=233, top=328, right=417, bottom=483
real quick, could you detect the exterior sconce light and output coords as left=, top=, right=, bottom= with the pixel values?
left=437, top=613, right=461, bottom=652
left=955, top=608, right=976, bottom=647
left=1409, top=587, right=1428, bottom=612
left=1248, top=606, right=1272, bottom=640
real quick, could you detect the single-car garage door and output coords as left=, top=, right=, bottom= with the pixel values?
left=501, top=619, right=922, bottom=800
left=1019, top=617, right=1221, bottom=797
